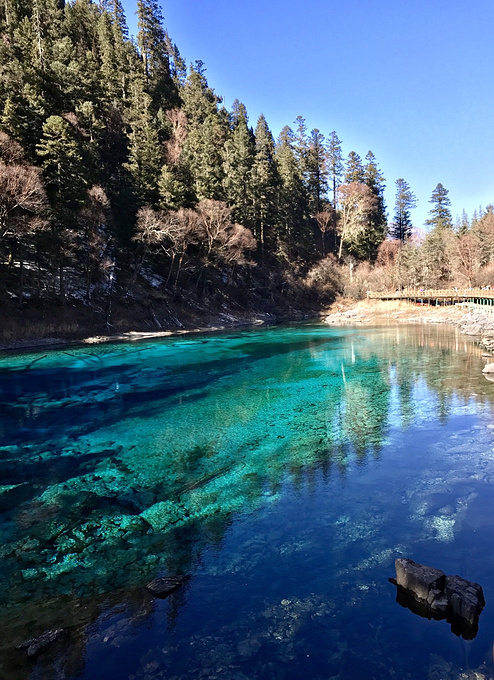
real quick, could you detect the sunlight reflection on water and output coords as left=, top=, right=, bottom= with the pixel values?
left=1, top=323, right=494, bottom=679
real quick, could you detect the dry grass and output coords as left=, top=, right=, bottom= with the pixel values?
left=354, top=299, right=416, bottom=312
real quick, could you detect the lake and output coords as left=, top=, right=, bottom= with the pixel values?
left=1, top=322, right=494, bottom=680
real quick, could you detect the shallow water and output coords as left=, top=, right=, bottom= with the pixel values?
left=1, top=322, right=494, bottom=679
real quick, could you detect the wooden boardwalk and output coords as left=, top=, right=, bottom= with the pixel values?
left=367, top=288, right=494, bottom=310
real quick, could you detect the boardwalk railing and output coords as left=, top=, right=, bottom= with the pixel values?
left=367, top=288, right=494, bottom=312
left=367, top=288, right=494, bottom=301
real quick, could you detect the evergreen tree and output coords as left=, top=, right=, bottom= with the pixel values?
left=36, top=115, right=86, bottom=211
left=293, top=115, right=308, bottom=175
left=181, top=62, right=226, bottom=202
left=326, top=131, right=343, bottom=208
left=425, top=182, right=452, bottom=230
left=420, top=226, right=454, bottom=285
left=456, top=209, right=470, bottom=235
left=358, top=150, right=387, bottom=260
left=344, top=151, right=364, bottom=183
left=252, top=113, right=279, bottom=251
left=390, top=178, right=416, bottom=241
left=136, top=0, right=177, bottom=108
left=305, top=128, right=327, bottom=214
left=222, top=100, right=254, bottom=228
left=274, top=125, right=308, bottom=249
left=36, top=114, right=86, bottom=300
left=124, top=81, right=163, bottom=205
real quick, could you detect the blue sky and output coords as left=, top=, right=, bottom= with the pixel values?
left=124, top=0, right=494, bottom=230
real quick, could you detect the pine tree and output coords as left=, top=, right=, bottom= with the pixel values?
left=252, top=113, right=278, bottom=251
left=305, top=128, right=327, bottom=214
left=390, top=178, right=416, bottom=241
left=420, top=226, right=454, bottom=285
left=36, top=115, right=86, bottom=211
left=222, top=100, right=254, bottom=228
left=456, top=209, right=470, bottom=235
left=293, top=115, right=308, bottom=175
left=326, top=131, right=343, bottom=209
left=36, top=114, right=87, bottom=300
left=358, top=150, right=387, bottom=260
left=274, top=125, right=308, bottom=248
left=425, top=183, right=452, bottom=230
left=124, top=81, right=163, bottom=205
left=181, top=62, right=226, bottom=202
left=136, top=0, right=177, bottom=109
left=344, top=151, right=364, bottom=183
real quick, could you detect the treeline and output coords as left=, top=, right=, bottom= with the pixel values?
left=0, top=0, right=391, bottom=310
left=1, top=0, right=492, bottom=319
left=346, top=204, right=494, bottom=296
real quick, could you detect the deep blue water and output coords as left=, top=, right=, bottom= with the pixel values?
left=1, top=322, right=494, bottom=679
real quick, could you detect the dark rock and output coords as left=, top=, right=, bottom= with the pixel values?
left=18, top=628, right=64, bottom=658
left=445, top=575, right=485, bottom=625
left=146, top=576, right=187, bottom=598
left=391, top=559, right=485, bottom=639
left=428, top=589, right=449, bottom=616
left=395, top=558, right=445, bottom=602
left=395, top=587, right=446, bottom=621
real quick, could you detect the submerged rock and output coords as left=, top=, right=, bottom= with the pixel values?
left=391, top=558, right=485, bottom=638
left=18, top=628, right=64, bottom=658
left=146, top=575, right=187, bottom=598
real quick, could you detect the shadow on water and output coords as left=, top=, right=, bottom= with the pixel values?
left=1, top=323, right=494, bottom=679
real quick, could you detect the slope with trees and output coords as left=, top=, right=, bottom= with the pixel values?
left=0, top=0, right=490, bottom=341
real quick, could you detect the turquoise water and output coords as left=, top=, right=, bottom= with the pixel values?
left=1, top=322, right=494, bottom=679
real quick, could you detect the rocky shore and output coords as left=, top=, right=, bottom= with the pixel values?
left=324, top=299, right=494, bottom=353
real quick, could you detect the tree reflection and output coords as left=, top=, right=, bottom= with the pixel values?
left=0, top=323, right=492, bottom=677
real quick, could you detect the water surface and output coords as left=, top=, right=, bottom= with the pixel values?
left=1, top=323, right=494, bottom=679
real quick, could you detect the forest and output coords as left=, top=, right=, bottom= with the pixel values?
left=1, top=0, right=493, bottom=337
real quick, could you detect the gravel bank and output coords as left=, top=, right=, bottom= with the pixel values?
left=324, top=300, right=494, bottom=353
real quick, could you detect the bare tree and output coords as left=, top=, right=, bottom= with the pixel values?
left=196, top=199, right=233, bottom=258
left=314, top=210, right=334, bottom=256
left=165, top=108, right=188, bottom=165
left=196, top=200, right=257, bottom=285
left=376, top=239, right=401, bottom=268
left=214, top=223, right=256, bottom=281
left=133, top=206, right=170, bottom=279
left=78, top=186, right=111, bottom=300
left=0, top=132, right=24, bottom=164
left=133, top=206, right=199, bottom=289
left=0, top=162, right=47, bottom=243
left=168, top=208, right=200, bottom=288
left=451, top=233, right=480, bottom=287
left=0, top=159, right=48, bottom=298
left=336, top=183, right=377, bottom=260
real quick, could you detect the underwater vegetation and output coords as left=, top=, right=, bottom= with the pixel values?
left=1, top=323, right=494, bottom=679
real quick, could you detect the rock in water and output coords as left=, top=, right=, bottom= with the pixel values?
left=392, top=558, right=485, bottom=637
left=444, top=575, right=485, bottom=626
left=482, top=362, right=494, bottom=373
left=18, top=629, right=64, bottom=658
left=395, top=558, right=445, bottom=602
left=146, top=576, right=186, bottom=598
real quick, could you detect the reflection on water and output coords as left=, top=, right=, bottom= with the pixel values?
left=1, top=323, right=494, bottom=679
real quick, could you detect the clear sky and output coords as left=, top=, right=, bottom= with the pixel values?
left=124, top=0, right=494, bottom=230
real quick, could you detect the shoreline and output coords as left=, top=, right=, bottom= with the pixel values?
left=324, top=299, right=494, bottom=353
left=0, top=313, right=286, bottom=353
left=3, top=300, right=494, bottom=354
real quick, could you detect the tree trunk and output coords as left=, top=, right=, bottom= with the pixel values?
left=174, top=253, right=184, bottom=290
left=59, top=259, right=65, bottom=304
left=338, top=234, right=344, bottom=261
left=164, top=252, right=175, bottom=289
